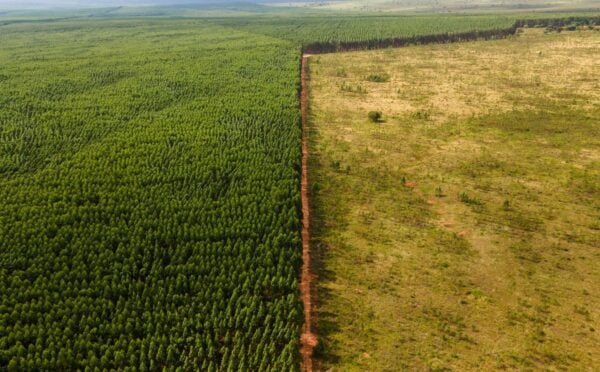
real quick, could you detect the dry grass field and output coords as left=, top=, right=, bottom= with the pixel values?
left=308, top=28, right=599, bottom=371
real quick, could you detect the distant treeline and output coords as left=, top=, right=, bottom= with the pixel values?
left=514, top=16, right=600, bottom=28
left=303, top=16, right=600, bottom=54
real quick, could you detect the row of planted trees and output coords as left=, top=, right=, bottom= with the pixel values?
left=302, top=16, right=600, bottom=54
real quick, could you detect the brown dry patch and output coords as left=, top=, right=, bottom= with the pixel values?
left=404, top=180, right=417, bottom=188
left=315, top=28, right=600, bottom=124
left=578, top=148, right=600, bottom=163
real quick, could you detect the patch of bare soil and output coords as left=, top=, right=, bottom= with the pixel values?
left=300, top=54, right=317, bottom=372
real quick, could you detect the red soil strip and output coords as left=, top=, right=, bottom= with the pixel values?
left=300, top=54, right=317, bottom=372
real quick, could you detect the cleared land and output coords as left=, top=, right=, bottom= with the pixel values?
left=308, top=29, right=600, bottom=370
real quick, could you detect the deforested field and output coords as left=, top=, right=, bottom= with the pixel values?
left=308, top=28, right=599, bottom=370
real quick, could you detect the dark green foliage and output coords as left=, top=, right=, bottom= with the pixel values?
left=216, top=14, right=519, bottom=46
left=0, top=19, right=302, bottom=371
left=515, top=15, right=600, bottom=28
left=368, top=111, right=383, bottom=122
left=219, top=14, right=600, bottom=54
left=459, top=192, right=482, bottom=205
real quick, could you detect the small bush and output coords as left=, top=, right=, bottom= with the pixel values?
left=435, top=186, right=444, bottom=198
left=311, top=182, right=320, bottom=195
left=412, top=110, right=430, bottom=120
left=366, top=73, right=390, bottom=83
left=335, top=69, right=347, bottom=77
left=368, top=111, right=382, bottom=122
left=459, top=192, right=481, bottom=205
left=340, top=82, right=367, bottom=94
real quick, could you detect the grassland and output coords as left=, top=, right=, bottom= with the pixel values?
left=308, top=28, right=599, bottom=370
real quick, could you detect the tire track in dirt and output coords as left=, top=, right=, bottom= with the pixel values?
left=300, top=53, right=316, bottom=372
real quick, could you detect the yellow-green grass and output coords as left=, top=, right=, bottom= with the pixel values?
left=308, top=29, right=599, bottom=371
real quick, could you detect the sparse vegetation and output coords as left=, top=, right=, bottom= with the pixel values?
left=412, top=110, right=431, bottom=120
left=366, top=73, right=390, bottom=83
left=459, top=191, right=482, bottom=205
left=309, top=29, right=600, bottom=371
left=335, top=68, right=348, bottom=77
left=340, top=81, right=367, bottom=94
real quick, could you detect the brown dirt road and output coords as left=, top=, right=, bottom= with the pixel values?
left=300, top=54, right=317, bottom=372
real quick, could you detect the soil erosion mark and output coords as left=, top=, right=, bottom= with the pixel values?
left=300, top=54, right=316, bottom=372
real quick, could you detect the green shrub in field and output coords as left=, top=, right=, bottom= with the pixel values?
left=412, top=110, right=431, bottom=120
left=459, top=191, right=482, bottom=205
left=368, top=111, right=383, bottom=122
left=366, top=73, right=390, bottom=82
left=340, top=81, right=367, bottom=93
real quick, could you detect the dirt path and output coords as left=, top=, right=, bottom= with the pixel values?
left=300, top=54, right=317, bottom=372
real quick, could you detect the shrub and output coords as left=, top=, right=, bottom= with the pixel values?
left=335, top=69, right=347, bottom=77
left=366, top=73, right=390, bottom=83
left=368, top=111, right=382, bottom=122
left=340, top=82, right=367, bottom=94
left=311, top=182, right=320, bottom=195
left=459, top=191, right=481, bottom=205
left=412, top=110, right=430, bottom=120
left=435, top=186, right=444, bottom=198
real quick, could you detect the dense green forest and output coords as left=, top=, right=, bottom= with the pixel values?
left=214, top=14, right=600, bottom=51
left=0, top=10, right=597, bottom=370
left=0, top=19, right=303, bottom=371
left=215, top=14, right=517, bottom=43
